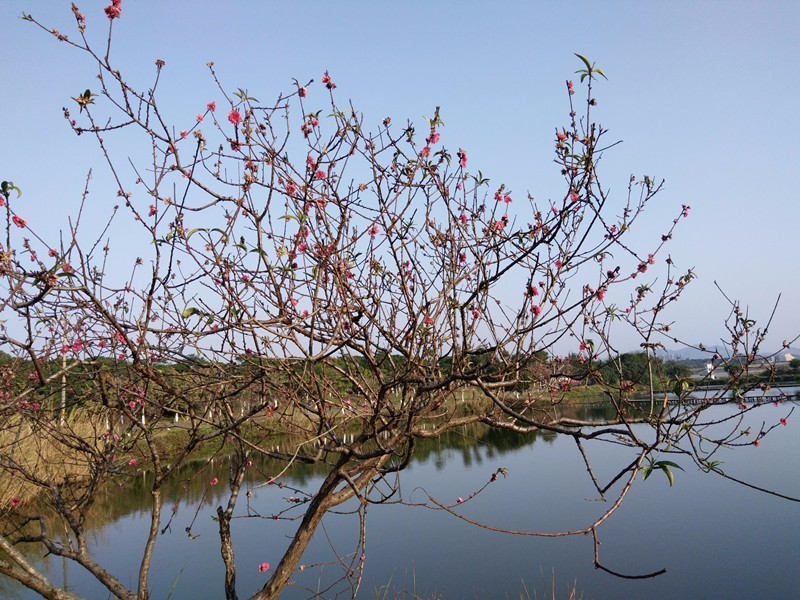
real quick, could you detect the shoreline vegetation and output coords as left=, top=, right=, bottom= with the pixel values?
left=3, top=355, right=797, bottom=510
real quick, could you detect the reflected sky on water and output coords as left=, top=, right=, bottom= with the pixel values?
left=3, top=398, right=799, bottom=599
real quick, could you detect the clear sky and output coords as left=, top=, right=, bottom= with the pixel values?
left=2, top=1, right=799, bottom=356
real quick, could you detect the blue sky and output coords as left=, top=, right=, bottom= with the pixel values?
left=2, top=1, right=798, bottom=355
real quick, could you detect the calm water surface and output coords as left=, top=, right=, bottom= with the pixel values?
left=4, top=396, right=799, bottom=599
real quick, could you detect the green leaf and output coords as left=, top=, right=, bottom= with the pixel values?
left=181, top=307, right=200, bottom=319
left=663, top=465, right=675, bottom=487
left=575, top=53, right=593, bottom=72
left=593, top=67, right=608, bottom=80
left=655, top=460, right=684, bottom=471
left=672, top=378, right=693, bottom=396
left=1, top=181, right=22, bottom=199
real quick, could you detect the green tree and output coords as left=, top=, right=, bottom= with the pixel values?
left=598, top=352, right=665, bottom=387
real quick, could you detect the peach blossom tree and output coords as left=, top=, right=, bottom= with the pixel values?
left=0, top=4, right=795, bottom=600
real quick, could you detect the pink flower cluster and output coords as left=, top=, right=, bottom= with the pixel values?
left=457, top=148, right=467, bottom=169
left=321, top=71, right=336, bottom=90
left=104, top=0, right=122, bottom=20
left=301, top=115, right=320, bottom=138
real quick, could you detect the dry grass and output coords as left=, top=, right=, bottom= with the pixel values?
left=0, top=409, right=109, bottom=507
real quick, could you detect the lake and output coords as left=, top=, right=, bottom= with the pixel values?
left=3, top=393, right=799, bottom=599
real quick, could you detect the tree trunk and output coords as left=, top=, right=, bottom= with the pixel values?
left=248, top=467, right=341, bottom=600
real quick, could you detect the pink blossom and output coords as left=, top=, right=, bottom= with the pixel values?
left=368, top=224, right=380, bottom=240
left=457, top=148, right=467, bottom=169
left=148, top=205, right=156, bottom=217
left=459, top=251, right=467, bottom=263
left=459, top=212, right=468, bottom=225
left=298, top=86, right=307, bottom=98
left=179, top=130, right=188, bottom=139
left=471, top=308, right=481, bottom=319
left=12, top=215, right=27, bottom=228
left=241, top=275, right=250, bottom=282
left=228, top=110, right=242, bottom=125
left=258, top=562, right=270, bottom=573
left=209, top=477, right=219, bottom=486
left=556, top=131, right=566, bottom=141
left=554, top=259, right=563, bottom=268
left=503, top=194, right=512, bottom=204
left=289, top=298, right=299, bottom=307
left=424, top=315, right=434, bottom=326
left=420, top=145, right=431, bottom=158
left=0, top=196, right=5, bottom=207
left=753, top=439, right=760, bottom=448
left=566, top=80, right=574, bottom=95
left=456, top=497, right=464, bottom=504
left=780, top=418, right=788, bottom=426
left=196, top=114, right=204, bottom=123
left=128, top=458, right=137, bottom=467
left=10, top=498, right=21, bottom=508
left=286, top=182, right=298, bottom=196
left=207, top=101, right=216, bottom=112
left=314, top=169, right=327, bottom=180
left=531, top=304, right=542, bottom=316
left=321, top=71, right=336, bottom=90
left=596, top=288, right=606, bottom=301
left=569, top=192, right=580, bottom=202
left=427, top=131, right=440, bottom=145
left=104, top=0, right=122, bottom=20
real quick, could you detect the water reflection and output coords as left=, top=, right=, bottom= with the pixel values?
left=4, top=397, right=799, bottom=599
